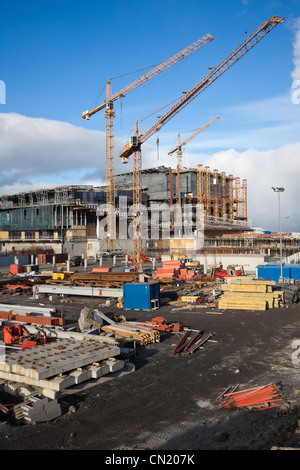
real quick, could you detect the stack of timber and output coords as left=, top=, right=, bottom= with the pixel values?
left=218, top=277, right=284, bottom=310
left=100, top=321, right=160, bottom=345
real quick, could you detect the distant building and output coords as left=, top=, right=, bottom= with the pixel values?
left=0, top=167, right=298, bottom=265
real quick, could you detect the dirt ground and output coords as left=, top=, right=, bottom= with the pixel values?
left=0, top=273, right=300, bottom=452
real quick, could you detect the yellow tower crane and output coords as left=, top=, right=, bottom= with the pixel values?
left=168, top=116, right=220, bottom=169
left=81, top=33, right=214, bottom=252
left=119, top=15, right=284, bottom=271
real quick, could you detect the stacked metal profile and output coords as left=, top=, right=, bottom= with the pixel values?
left=172, top=329, right=212, bottom=355
left=218, top=383, right=282, bottom=411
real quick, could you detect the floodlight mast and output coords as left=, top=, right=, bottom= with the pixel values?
left=272, top=186, right=285, bottom=281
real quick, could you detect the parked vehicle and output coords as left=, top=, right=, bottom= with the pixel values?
left=70, top=256, right=84, bottom=267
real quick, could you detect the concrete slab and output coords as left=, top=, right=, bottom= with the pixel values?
left=0, top=338, right=120, bottom=380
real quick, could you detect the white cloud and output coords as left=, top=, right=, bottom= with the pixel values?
left=1, top=112, right=299, bottom=234
left=141, top=139, right=300, bottom=232
left=0, top=113, right=126, bottom=191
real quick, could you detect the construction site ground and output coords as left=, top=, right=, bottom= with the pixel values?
left=0, top=261, right=300, bottom=452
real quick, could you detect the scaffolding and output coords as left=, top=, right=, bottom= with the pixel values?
left=204, top=166, right=211, bottom=216
left=213, top=169, right=219, bottom=219
left=242, top=179, right=248, bottom=222
left=228, top=174, right=234, bottom=224
left=221, top=171, right=227, bottom=220
left=197, top=164, right=204, bottom=207
left=235, top=177, right=241, bottom=221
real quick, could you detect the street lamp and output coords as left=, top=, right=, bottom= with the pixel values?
left=271, top=187, right=285, bottom=280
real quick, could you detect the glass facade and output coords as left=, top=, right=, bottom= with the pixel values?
left=0, top=206, right=67, bottom=231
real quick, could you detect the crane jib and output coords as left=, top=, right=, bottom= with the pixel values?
left=82, top=33, right=214, bottom=120
left=134, top=14, right=285, bottom=147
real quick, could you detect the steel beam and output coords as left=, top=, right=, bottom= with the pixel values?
left=34, top=285, right=123, bottom=298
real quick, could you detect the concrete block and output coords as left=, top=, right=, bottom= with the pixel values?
left=21, top=396, right=62, bottom=423
left=19, top=385, right=36, bottom=396
left=89, top=363, right=110, bottom=378
left=4, top=382, right=21, bottom=395
left=105, top=359, right=125, bottom=372
left=69, top=367, right=92, bottom=385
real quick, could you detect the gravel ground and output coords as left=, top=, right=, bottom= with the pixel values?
left=0, top=263, right=300, bottom=453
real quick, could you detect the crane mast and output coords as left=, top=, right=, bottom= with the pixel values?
left=82, top=34, right=214, bottom=253
left=119, top=15, right=284, bottom=269
left=105, top=79, right=116, bottom=251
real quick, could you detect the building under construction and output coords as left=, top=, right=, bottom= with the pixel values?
left=0, top=164, right=298, bottom=272
left=114, top=165, right=248, bottom=228
left=0, top=165, right=247, bottom=248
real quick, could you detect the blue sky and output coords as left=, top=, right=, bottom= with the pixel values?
left=1, top=0, right=300, bottom=231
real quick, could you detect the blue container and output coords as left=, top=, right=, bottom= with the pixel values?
left=123, top=282, right=160, bottom=310
left=290, top=265, right=300, bottom=280
left=257, top=263, right=295, bottom=282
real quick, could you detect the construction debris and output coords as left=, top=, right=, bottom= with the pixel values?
left=78, top=306, right=103, bottom=332
left=0, top=255, right=292, bottom=428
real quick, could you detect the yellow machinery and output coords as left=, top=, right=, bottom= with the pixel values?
left=52, top=272, right=74, bottom=280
